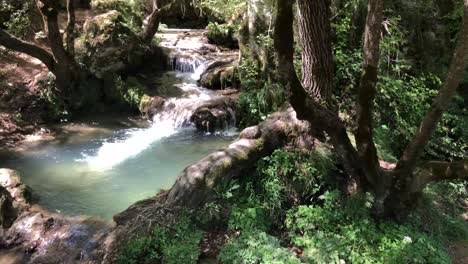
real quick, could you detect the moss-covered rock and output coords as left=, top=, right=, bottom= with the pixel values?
left=90, top=0, right=142, bottom=28
left=82, top=10, right=147, bottom=78
left=199, top=60, right=239, bottom=90
left=139, top=95, right=165, bottom=119
left=190, top=98, right=236, bottom=133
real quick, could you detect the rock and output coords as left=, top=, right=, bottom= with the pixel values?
left=0, top=186, right=16, bottom=228
left=190, top=98, right=236, bottom=133
left=82, top=10, right=146, bottom=78
left=0, top=169, right=31, bottom=208
left=199, top=60, right=239, bottom=90
left=139, top=95, right=166, bottom=119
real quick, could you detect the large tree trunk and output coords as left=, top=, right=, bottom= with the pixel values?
left=297, top=0, right=334, bottom=104
left=37, top=0, right=81, bottom=96
left=274, top=0, right=363, bottom=194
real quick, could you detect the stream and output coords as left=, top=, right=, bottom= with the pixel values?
left=2, top=29, right=237, bottom=220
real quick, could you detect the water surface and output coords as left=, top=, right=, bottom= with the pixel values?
left=3, top=126, right=234, bottom=219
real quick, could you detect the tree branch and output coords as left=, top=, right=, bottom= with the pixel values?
left=64, top=0, right=76, bottom=56
left=355, top=0, right=384, bottom=187
left=411, top=159, right=468, bottom=191
left=140, top=0, right=162, bottom=43
left=0, top=29, right=56, bottom=72
left=396, top=0, right=468, bottom=176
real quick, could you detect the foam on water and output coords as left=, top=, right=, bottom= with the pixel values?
left=84, top=61, right=221, bottom=170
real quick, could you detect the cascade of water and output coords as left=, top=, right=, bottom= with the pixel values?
left=84, top=61, right=218, bottom=170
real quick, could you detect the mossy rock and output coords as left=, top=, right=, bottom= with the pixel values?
left=82, top=10, right=147, bottom=78
left=90, top=0, right=142, bottom=28
left=199, top=61, right=239, bottom=90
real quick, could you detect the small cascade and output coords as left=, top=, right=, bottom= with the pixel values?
left=168, top=55, right=204, bottom=73
left=83, top=28, right=238, bottom=170
left=84, top=61, right=220, bottom=170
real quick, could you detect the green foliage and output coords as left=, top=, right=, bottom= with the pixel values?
left=376, top=73, right=467, bottom=160
left=333, top=0, right=467, bottom=161
left=112, top=76, right=148, bottom=110
left=207, top=22, right=238, bottom=48
left=117, top=216, right=203, bottom=264
left=218, top=230, right=301, bottom=264
left=194, top=0, right=246, bottom=22
left=0, top=0, right=32, bottom=38
left=236, top=58, right=285, bottom=127
left=286, top=191, right=452, bottom=264
left=257, top=148, right=335, bottom=209
left=216, top=149, right=335, bottom=233
left=37, top=74, right=70, bottom=122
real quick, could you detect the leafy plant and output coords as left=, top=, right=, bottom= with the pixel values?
left=117, top=216, right=203, bottom=264
left=207, top=22, right=238, bottom=48
left=1, top=0, right=32, bottom=38
left=218, top=230, right=300, bottom=264
left=286, top=191, right=453, bottom=264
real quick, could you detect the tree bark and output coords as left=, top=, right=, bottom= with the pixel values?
left=64, top=0, right=76, bottom=56
left=395, top=0, right=468, bottom=178
left=355, top=0, right=384, bottom=189
left=274, top=0, right=363, bottom=194
left=140, top=0, right=162, bottom=44
left=297, top=0, right=334, bottom=104
left=36, top=0, right=81, bottom=93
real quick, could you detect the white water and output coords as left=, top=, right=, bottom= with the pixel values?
left=84, top=60, right=223, bottom=170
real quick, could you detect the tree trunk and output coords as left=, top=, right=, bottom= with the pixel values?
left=274, top=0, right=363, bottom=194
left=297, top=0, right=334, bottom=105
left=355, top=0, right=384, bottom=198
left=140, top=0, right=162, bottom=44
left=64, top=0, right=76, bottom=56
left=36, top=0, right=81, bottom=95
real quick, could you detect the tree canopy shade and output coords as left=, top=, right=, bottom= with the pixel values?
left=274, top=0, right=468, bottom=219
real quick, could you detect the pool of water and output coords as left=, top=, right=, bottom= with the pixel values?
left=3, top=124, right=235, bottom=220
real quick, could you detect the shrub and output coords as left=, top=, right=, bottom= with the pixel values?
left=207, top=22, right=238, bottom=49
left=218, top=230, right=301, bottom=264
left=117, top=216, right=204, bottom=264
left=0, top=0, right=32, bottom=39
left=256, top=148, right=335, bottom=209
left=286, top=191, right=452, bottom=264
left=236, top=58, right=285, bottom=127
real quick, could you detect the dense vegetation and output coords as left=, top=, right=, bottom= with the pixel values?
left=0, top=0, right=466, bottom=263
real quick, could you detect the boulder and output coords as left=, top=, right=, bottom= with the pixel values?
left=0, top=169, right=31, bottom=208
left=139, top=95, right=166, bottom=119
left=0, top=170, right=110, bottom=263
left=190, top=98, right=236, bottom=133
left=199, top=60, right=239, bottom=90
left=82, top=10, right=147, bottom=78
left=0, top=186, right=15, bottom=228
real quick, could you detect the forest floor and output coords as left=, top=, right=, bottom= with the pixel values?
left=0, top=49, right=49, bottom=149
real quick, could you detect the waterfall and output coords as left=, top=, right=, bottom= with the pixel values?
left=84, top=60, right=218, bottom=170
left=82, top=29, right=237, bottom=170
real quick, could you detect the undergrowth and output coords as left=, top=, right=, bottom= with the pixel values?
left=117, top=148, right=467, bottom=263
